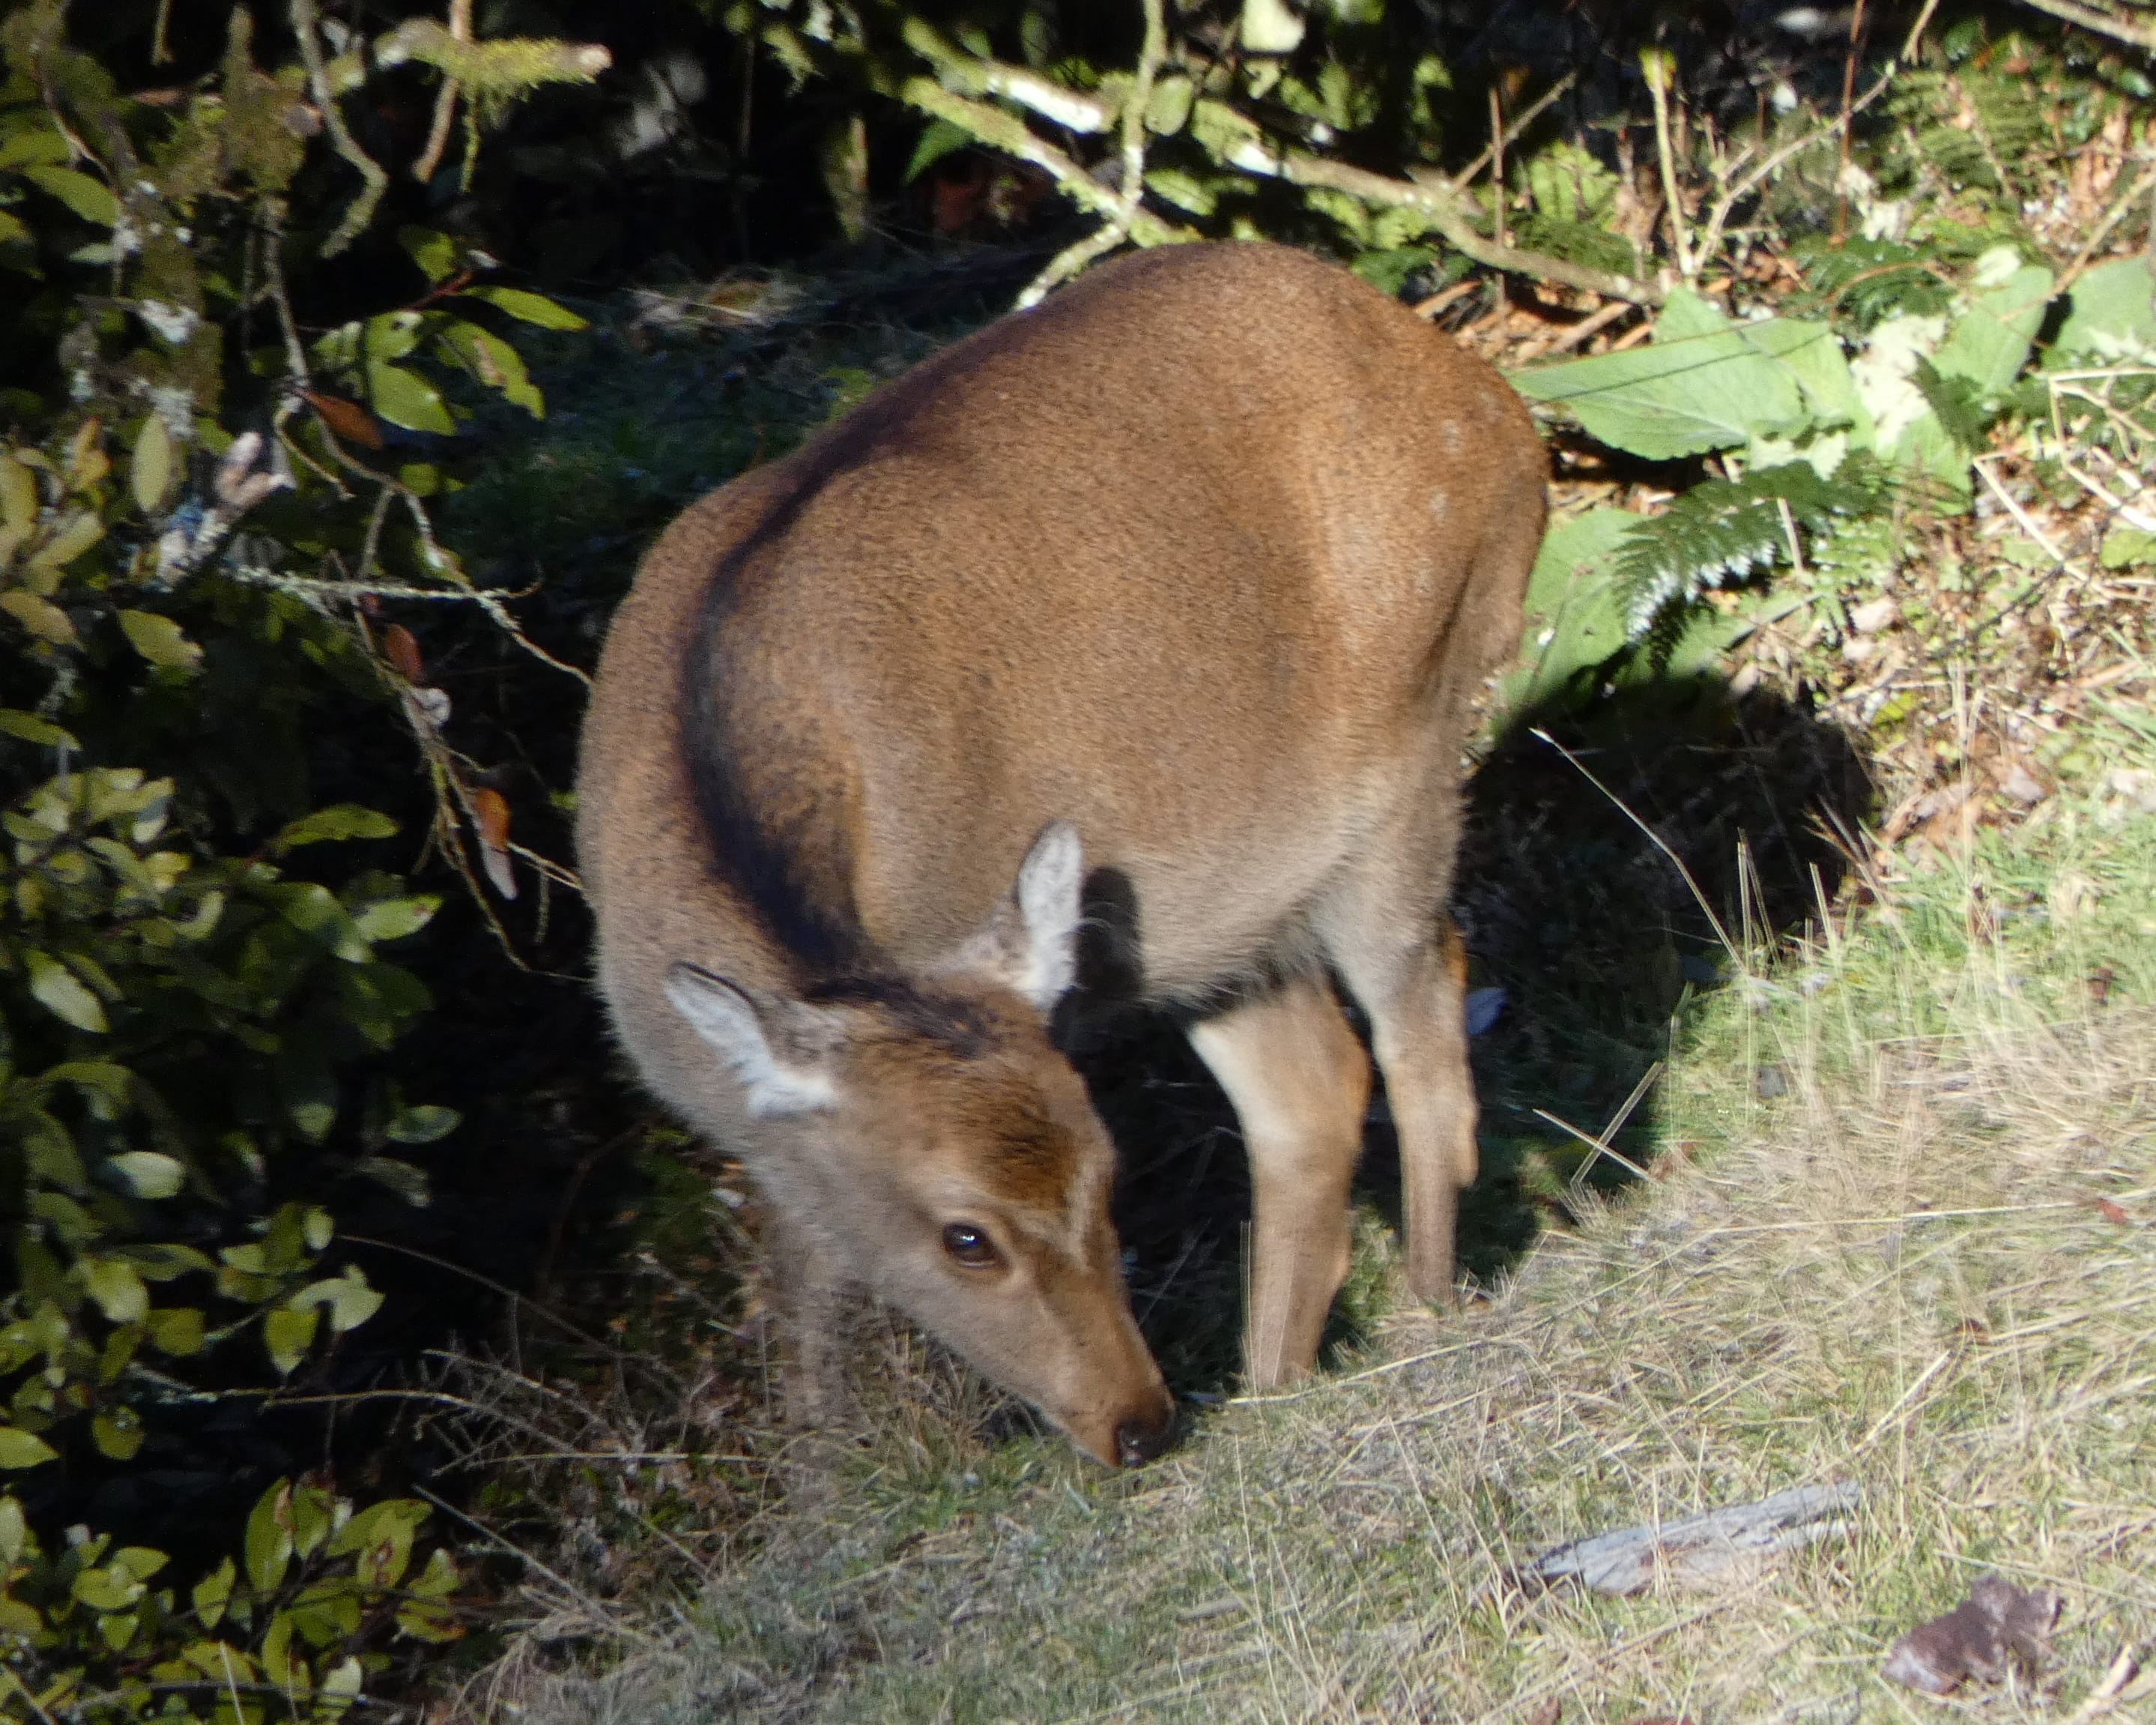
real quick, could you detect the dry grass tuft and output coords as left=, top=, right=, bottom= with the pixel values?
left=482, top=716, right=2156, bottom=1724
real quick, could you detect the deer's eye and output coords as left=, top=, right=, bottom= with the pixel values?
left=942, top=1223, right=1002, bottom=1269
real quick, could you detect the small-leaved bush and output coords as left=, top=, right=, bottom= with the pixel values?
left=0, top=2, right=609, bottom=1716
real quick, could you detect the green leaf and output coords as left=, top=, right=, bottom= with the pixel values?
left=145, top=1306, right=205, bottom=1356
left=0, top=707, right=79, bottom=748
left=367, top=363, right=455, bottom=435
left=26, top=508, right=103, bottom=573
left=437, top=320, right=543, bottom=416
left=117, top=609, right=205, bottom=672
left=398, top=225, right=459, bottom=285
left=106, top=1151, right=184, bottom=1200
left=459, top=284, right=589, bottom=330
left=130, top=415, right=174, bottom=514
left=1495, top=506, right=1639, bottom=717
left=354, top=1156, right=431, bottom=1206
left=906, top=115, right=970, bottom=181
left=1512, top=291, right=1812, bottom=459
left=264, top=1305, right=318, bottom=1375
left=384, top=1102, right=459, bottom=1144
left=1, top=590, right=78, bottom=645
left=288, top=1267, right=384, bottom=1334
left=327, top=1498, right=426, bottom=1589
left=81, top=1255, right=148, bottom=1323
left=273, top=804, right=399, bottom=851
left=71, top=1564, right=145, bottom=1612
left=25, top=949, right=106, bottom=1032
left=1931, top=254, right=2053, bottom=393
left=0, top=125, right=69, bottom=169
left=22, top=165, right=118, bottom=226
left=0, top=451, right=36, bottom=534
left=194, top=1556, right=235, bottom=1628
left=352, top=895, right=437, bottom=943
left=2050, top=255, right=2156, bottom=364
left=91, top=1407, right=144, bottom=1460
left=0, top=1496, right=25, bottom=1565
left=0, top=1428, right=58, bottom=1469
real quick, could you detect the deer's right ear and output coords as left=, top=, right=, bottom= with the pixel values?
left=664, top=964, right=841, bottom=1118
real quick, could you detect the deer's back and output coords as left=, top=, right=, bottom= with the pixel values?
left=579, top=243, right=1544, bottom=1033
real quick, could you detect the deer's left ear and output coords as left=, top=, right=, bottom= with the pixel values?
left=942, top=821, right=1083, bottom=1015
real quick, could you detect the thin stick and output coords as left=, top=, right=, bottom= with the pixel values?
left=1832, top=0, right=1869, bottom=242
left=1450, top=71, right=1578, bottom=190
left=411, top=0, right=472, bottom=183
left=1530, top=726, right=1738, bottom=958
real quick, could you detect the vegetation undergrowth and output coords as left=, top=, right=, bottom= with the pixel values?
left=502, top=684, right=2156, bottom=1725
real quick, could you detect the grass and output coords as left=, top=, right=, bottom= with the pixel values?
left=486, top=695, right=2156, bottom=1724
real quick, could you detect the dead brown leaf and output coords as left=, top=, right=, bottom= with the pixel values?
left=1882, top=1574, right=2061, bottom=1695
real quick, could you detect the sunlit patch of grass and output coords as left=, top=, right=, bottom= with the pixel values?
left=498, top=701, right=2156, bottom=1724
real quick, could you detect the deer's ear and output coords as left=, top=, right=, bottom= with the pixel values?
left=664, top=964, right=844, bottom=1117
left=944, top=821, right=1083, bottom=1015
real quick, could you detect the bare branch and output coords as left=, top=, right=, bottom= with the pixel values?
left=2011, top=0, right=2156, bottom=50
left=1253, top=148, right=1667, bottom=306
left=289, top=0, right=388, bottom=256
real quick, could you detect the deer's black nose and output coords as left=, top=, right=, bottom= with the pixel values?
left=1115, top=1401, right=1176, bottom=1467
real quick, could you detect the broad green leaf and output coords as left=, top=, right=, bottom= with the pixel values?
left=81, top=1255, right=148, bottom=1323
left=353, top=895, right=437, bottom=943
left=384, top=1102, right=459, bottom=1144
left=0, top=451, right=35, bottom=533
left=25, top=949, right=106, bottom=1031
left=145, top=1306, right=205, bottom=1356
left=460, top=284, right=589, bottom=330
left=0, top=1496, right=25, bottom=1564
left=270, top=881, right=371, bottom=961
left=194, top=1556, right=235, bottom=1628
left=1145, top=73, right=1195, bottom=136
left=273, top=804, right=398, bottom=851
left=905, top=115, right=969, bottom=181
left=25, top=507, right=103, bottom=572
left=130, top=414, right=174, bottom=513
left=44, top=1061, right=133, bottom=1112
left=91, top=1407, right=144, bottom=1460
left=2051, top=256, right=2156, bottom=364
left=1, top=590, right=78, bottom=645
left=106, top=1151, right=184, bottom=1200
left=398, top=225, right=459, bottom=284
left=0, top=1428, right=57, bottom=1469
left=437, top=320, right=543, bottom=416
left=112, top=1546, right=168, bottom=1582
left=1512, top=291, right=1807, bottom=459
left=366, top=363, right=455, bottom=435
left=328, top=1498, right=426, bottom=1588
left=1495, top=507, right=1639, bottom=718
left=0, top=707, right=79, bottom=747
left=264, top=1305, right=318, bottom=1374
left=0, top=126, right=69, bottom=169
left=22, top=164, right=118, bottom=226
left=70, top=1564, right=145, bottom=1612
left=118, top=609, right=204, bottom=671
left=120, top=1241, right=215, bottom=1280
left=1932, top=255, right=2054, bottom=393
left=289, top=1267, right=384, bottom=1334
left=354, top=1156, right=431, bottom=1206
left=1145, top=168, right=1219, bottom=217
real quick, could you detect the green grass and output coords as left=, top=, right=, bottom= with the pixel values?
left=498, top=701, right=2156, bottom=1724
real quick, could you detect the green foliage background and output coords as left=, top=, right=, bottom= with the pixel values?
left=0, top=0, right=2149, bottom=1716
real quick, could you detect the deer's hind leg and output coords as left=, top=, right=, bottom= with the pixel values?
left=1324, top=879, right=1479, bottom=1308
left=1185, top=973, right=1372, bottom=1390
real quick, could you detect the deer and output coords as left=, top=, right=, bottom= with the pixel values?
left=576, top=241, right=1547, bottom=1469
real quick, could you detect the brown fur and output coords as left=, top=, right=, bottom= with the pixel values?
left=576, top=242, right=1547, bottom=1466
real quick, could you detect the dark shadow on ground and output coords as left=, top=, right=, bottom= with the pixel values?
left=1088, top=674, right=1874, bottom=1400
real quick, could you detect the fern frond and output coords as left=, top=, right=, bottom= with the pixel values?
left=1616, top=459, right=1891, bottom=642
left=1789, top=236, right=1954, bottom=328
